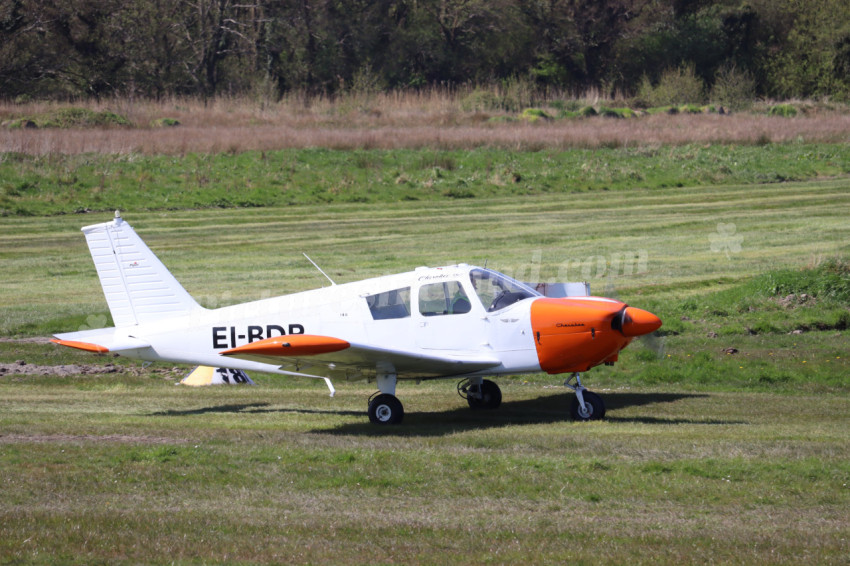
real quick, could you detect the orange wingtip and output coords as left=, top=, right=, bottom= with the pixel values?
left=220, top=335, right=350, bottom=357
left=51, top=338, right=109, bottom=353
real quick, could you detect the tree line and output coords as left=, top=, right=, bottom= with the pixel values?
left=2, top=0, right=849, bottom=102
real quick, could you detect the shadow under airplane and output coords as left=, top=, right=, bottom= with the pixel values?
left=318, top=391, right=727, bottom=437
left=148, top=391, right=742, bottom=437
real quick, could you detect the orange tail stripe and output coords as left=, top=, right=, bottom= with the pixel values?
left=51, top=338, right=109, bottom=353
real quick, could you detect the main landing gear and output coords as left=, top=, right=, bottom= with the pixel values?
left=366, top=371, right=603, bottom=425
left=565, top=372, right=606, bottom=421
left=368, top=392, right=404, bottom=425
left=457, top=378, right=502, bottom=410
left=368, top=369, right=404, bottom=425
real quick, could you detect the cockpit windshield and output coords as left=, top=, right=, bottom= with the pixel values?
left=469, top=268, right=540, bottom=312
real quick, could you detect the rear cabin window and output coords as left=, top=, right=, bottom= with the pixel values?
left=366, top=287, right=411, bottom=320
left=418, top=281, right=471, bottom=316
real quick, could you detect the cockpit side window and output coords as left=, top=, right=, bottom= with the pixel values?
left=469, top=268, right=539, bottom=312
left=366, top=287, right=411, bottom=320
left=418, top=281, right=471, bottom=316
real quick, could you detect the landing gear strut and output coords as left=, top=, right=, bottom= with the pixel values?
left=368, top=367, right=404, bottom=425
left=458, top=378, right=502, bottom=410
left=565, top=373, right=605, bottom=421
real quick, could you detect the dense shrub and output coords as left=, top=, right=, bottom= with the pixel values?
left=710, top=65, right=756, bottom=110
left=636, top=65, right=706, bottom=108
left=461, top=88, right=502, bottom=112
left=768, top=104, right=798, bottom=117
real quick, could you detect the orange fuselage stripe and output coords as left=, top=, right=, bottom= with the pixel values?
left=220, top=334, right=350, bottom=357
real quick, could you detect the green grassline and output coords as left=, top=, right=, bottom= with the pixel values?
left=2, top=143, right=850, bottom=216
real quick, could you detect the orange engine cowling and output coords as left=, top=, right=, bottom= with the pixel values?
left=530, top=297, right=661, bottom=374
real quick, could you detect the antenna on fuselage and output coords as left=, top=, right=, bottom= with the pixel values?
left=303, top=253, right=336, bottom=286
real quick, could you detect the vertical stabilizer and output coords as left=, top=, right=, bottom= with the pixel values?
left=82, top=212, right=202, bottom=327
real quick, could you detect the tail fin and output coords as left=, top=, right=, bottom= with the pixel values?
left=81, top=212, right=202, bottom=327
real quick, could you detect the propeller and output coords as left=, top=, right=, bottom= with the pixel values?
left=604, top=277, right=667, bottom=359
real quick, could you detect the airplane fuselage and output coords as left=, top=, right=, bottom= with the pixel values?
left=94, top=264, right=648, bottom=384
left=53, top=214, right=661, bottom=423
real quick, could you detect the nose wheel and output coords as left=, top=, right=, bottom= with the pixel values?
left=565, top=373, right=606, bottom=421
left=569, top=390, right=605, bottom=421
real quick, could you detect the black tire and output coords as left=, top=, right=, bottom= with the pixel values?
left=569, top=390, right=605, bottom=421
left=368, top=394, right=404, bottom=425
left=467, top=379, right=502, bottom=410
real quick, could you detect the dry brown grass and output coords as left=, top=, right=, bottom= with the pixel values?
left=2, top=93, right=850, bottom=154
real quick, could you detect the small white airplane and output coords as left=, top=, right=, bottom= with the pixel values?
left=53, top=213, right=662, bottom=425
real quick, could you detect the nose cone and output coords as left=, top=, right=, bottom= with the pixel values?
left=620, top=307, right=662, bottom=337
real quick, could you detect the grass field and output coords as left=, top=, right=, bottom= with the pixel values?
left=1, top=136, right=850, bottom=563
left=1, top=377, right=848, bottom=564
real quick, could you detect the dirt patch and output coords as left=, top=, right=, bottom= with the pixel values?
left=0, top=359, right=185, bottom=378
left=1, top=360, right=128, bottom=377
left=0, top=336, right=53, bottom=344
left=771, top=293, right=816, bottom=308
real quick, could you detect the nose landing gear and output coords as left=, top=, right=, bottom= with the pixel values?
left=565, top=373, right=606, bottom=421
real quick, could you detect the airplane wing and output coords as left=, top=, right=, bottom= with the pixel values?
left=219, top=334, right=501, bottom=380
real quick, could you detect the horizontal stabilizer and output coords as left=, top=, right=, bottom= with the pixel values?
left=52, top=328, right=150, bottom=353
left=50, top=339, right=109, bottom=353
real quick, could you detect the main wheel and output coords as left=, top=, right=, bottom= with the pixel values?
left=368, top=393, right=404, bottom=425
left=466, top=379, right=502, bottom=410
left=569, top=390, right=605, bottom=421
